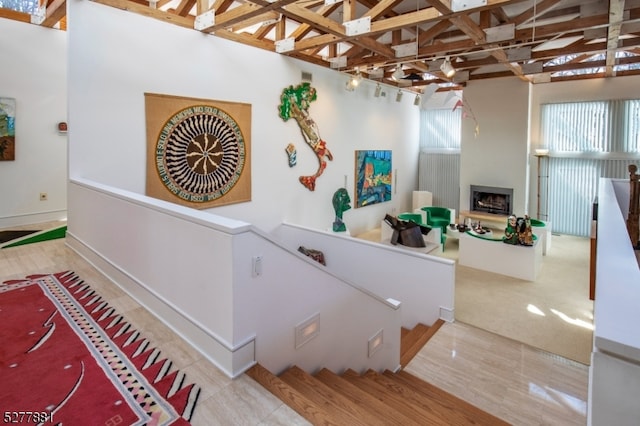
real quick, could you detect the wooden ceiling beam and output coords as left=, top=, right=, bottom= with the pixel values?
left=200, top=0, right=298, bottom=33
left=41, top=0, right=66, bottom=28
left=288, top=2, right=341, bottom=40
left=606, top=0, right=626, bottom=76
left=92, top=0, right=195, bottom=29
left=174, top=0, right=196, bottom=16
left=0, top=8, right=31, bottom=23
left=510, top=0, right=563, bottom=27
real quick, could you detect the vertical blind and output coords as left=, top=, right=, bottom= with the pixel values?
left=541, top=99, right=640, bottom=236
left=418, top=108, right=461, bottom=212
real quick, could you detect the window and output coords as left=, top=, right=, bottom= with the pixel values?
left=541, top=99, right=640, bottom=236
left=418, top=107, right=461, bottom=213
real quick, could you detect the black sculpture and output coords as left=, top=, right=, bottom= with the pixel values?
left=384, top=214, right=431, bottom=248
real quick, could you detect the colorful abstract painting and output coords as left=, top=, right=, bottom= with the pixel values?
left=354, top=150, right=392, bottom=208
left=0, top=97, right=16, bottom=161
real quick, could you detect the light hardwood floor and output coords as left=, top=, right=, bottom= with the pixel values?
left=0, top=221, right=588, bottom=425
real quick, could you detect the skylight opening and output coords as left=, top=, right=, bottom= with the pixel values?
left=547, top=51, right=640, bottom=78
left=0, top=0, right=38, bottom=14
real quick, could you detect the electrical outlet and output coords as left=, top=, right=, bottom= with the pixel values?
left=39, top=192, right=47, bottom=201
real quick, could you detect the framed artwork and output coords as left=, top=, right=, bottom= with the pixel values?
left=0, top=97, right=16, bottom=161
left=354, top=150, right=392, bottom=208
left=145, top=93, right=251, bottom=209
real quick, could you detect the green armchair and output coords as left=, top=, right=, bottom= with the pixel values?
left=422, top=206, right=452, bottom=245
left=397, top=212, right=425, bottom=225
left=397, top=212, right=432, bottom=237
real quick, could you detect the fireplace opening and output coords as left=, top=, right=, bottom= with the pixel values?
left=470, top=185, right=513, bottom=216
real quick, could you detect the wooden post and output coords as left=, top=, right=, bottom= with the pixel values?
left=627, top=164, right=640, bottom=248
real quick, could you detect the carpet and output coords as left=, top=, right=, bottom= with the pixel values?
left=1, top=226, right=67, bottom=249
left=0, top=230, right=39, bottom=244
left=0, top=271, right=200, bottom=425
left=355, top=228, right=593, bottom=366
left=450, top=234, right=594, bottom=365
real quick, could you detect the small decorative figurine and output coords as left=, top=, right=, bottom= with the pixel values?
left=298, top=246, right=326, bottom=265
left=285, top=143, right=297, bottom=167
left=518, top=215, right=534, bottom=246
left=504, top=215, right=519, bottom=245
left=332, top=188, right=351, bottom=232
left=505, top=214, right=534, bottom=246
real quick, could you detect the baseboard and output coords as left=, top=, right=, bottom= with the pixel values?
left=65, top=231, right=256, bottom=379
left=439, top=306, right=454, bottom=322
left=0, top=210, right=67, bottom=229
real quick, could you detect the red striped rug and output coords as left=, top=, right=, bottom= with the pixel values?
left=0, top=271, right=200, bottom=425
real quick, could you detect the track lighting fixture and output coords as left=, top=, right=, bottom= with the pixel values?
left=374, top=83, right=382, bottom=97
left=414, top=94, right=421, bottom=106
left=391, top=66, right=405, bottom=81
left=345, top=71, right=362, bottom=91
left=395, top=89, right=403, bottom=102
left=440, top=56, right=456, bottom=78
left=345, top=78, right=355, bottom=91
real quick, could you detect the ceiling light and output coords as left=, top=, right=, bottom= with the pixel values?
left=395, top=90, right=403, bottom=102
left=414, top=94, right=421, bottom=106
left=345, top=78, right=356, bottom=91
left=391, top=67, right=405, bottom=81
left=345, top=71, right=362, bottom=91
left=440, top=57, right=456, bottom=78
left=374, top=83, right=382, bottom=97
left=353, top=71, right=362, bottom=86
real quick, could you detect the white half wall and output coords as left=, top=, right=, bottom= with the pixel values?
left=588, top=178, right=640, bottom=424
left=67, top=178, right=402, bottom=377
left=271, top=222, right=456, bottom=327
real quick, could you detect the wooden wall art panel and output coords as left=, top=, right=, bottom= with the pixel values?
left=145, top=93, right=251, bottom=209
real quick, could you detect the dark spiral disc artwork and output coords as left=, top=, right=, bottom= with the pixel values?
left=156, top=105, right=246, bottom=203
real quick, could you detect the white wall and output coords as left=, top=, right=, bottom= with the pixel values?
left=459, top=77, right=530, bottom=216
left=0, top=19, right=67, bottom=227
left=66, top=0, right=420, bottom=237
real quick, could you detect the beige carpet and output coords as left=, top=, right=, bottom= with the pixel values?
left=440, top=232, right=594, bottom=365
left=356, top=227, right=594, bottom=365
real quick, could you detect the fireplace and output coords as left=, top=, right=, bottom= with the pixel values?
left=470, top=185, right=513, bottom=216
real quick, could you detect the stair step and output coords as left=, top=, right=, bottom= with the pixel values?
left=245, top=364, right=341, bottom=426
left=390, top=370, right=510, bottom=426
left=341, top=369, right=449, bottom=424
left=368, top=369, right=480, bottom=426
left=279, top=366, right=380, bottom=426
left=315, top=368, right=419, bottom=426
left=401, top=327, right=410, bottom=339
left=400, top=319, right=445, bottom=367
